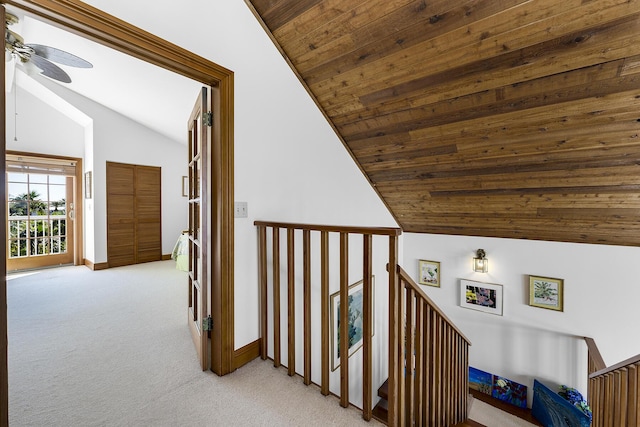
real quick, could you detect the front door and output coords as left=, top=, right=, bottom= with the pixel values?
left=187, top=87, right=210, bottom=370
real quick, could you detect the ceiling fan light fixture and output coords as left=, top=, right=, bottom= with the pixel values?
left=19, top=58, right=40, bottom=77
left=4, top=12, right=92, bottom=84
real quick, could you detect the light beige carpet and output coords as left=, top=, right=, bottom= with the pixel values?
left=7, top=261, right=534, bottom=426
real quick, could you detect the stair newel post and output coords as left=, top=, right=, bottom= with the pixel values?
left=339, top=232, right=350, bottom=408
left=362, top=234, right=373, bottom=421
left=387, top=236, right=403, bottom=426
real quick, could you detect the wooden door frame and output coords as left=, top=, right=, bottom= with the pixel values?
left=0, top=2, right=236, bottom=422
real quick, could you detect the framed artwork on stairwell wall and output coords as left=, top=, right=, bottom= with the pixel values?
left=330, top=277, right=375, bottom=371
left=418, top=259, right=440, bottom=287
left=529, top=275, right=564, bottom=312
left=460, top=279, right=503, bottom=316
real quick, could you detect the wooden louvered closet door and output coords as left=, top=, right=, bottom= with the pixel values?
left=106, top=162, right=161, bottom=267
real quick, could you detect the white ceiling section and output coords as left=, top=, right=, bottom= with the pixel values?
left=4, top=5, right=203, bottom=144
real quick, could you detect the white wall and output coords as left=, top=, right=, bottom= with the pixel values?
left=79, top=0, right=399, bottom=351
left=403, top=232, right=640, bottom=401
left=79, top=1, right=399, bottom=409
left=6, top=78, right=85, bottom=157
left=6, top=73, right=188, bottom=263
left=76, top=0, right=640, bottom=410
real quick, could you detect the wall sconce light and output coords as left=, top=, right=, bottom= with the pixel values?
left=473, top=249, right=488, bottom=273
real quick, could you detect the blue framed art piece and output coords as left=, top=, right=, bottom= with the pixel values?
left=330, top=277, right=374, bottom=371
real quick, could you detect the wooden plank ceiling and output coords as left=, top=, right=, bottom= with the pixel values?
left=246, top=0, right=640, bottom=246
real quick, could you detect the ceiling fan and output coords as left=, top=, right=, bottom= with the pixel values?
left=4, top=12, right=92, bottom=83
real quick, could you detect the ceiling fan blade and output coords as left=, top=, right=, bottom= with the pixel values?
left=26, top=44, right=92, bottom=68
left=28, top=54, right=72, bottom=83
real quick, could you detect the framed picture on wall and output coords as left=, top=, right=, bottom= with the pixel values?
left=418, top=259, right=440, bottom=287
left=330, top=277, right=375, bottom=371
left=460, top=279, right=503, bottom=316
left=529, top=275, right=564, bottom=312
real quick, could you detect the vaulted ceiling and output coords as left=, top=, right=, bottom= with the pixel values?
left=246, top=0, right=640, bottom=246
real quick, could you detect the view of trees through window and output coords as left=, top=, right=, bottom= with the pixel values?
left=7, top=172, right=67, bottom=258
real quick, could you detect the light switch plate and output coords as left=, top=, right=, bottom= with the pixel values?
left=234, top=201, right=248, bottom=218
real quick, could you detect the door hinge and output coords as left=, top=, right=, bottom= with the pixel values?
left=203, top=111, right=213, bottom=127
left=202, top=315, right=213, bottom=331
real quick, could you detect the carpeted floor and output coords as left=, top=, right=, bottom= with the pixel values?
left=7, top=260, right=534, bottom=426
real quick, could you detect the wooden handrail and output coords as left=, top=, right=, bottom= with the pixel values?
left=590, top=352, right=640, bottom=379
left=254, top=220, right=402, bottom=236
left=397, top=265, right=471, bottom=345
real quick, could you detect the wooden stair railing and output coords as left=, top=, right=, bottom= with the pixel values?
left=255, top=221, right=401, bottom=422
left=255, top=221, right=472, bottom=426
left=389, top=265, right=472, bottom=427
left=586, top=337, right=640, bottom=427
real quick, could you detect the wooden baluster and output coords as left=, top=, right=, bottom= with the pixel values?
left=257, top=225, right=267, bottom=360
left=594, top=377, right=603, bottom=427
left=320, top=231, right=329, bottom=396
left=362, top=234, right=373, bottom=420
left=605, top=373, right=613, bottom=427
left=444, top=326, right=451, bottom=425
left=272, top=227, right=280, bottom=368
left=440, top=326, right=452, bottom=425
left=434, top=313, right=444, bottom=426
left=630, top=363, right=638, bottom=427
left=589, top=378, right=596, bottom=427
left=432, top=313, right=439, bottom=426
left=464, top=340, right=469, bottom=421
left=287, top=228, right=295, bottom=376
left=388, top=236, right=404, bottom=427
left=339, top=232, right=349, bottom=408
left=454, top=335, right=461, bottom=422
left=634, top=362, right=640, bottom=427
left=617, top=368, right=628, bottom=427
left=414, top=299, right=424, bottom=426
left=405, top=287, right=414, bottom=426
left=303, top=229, right=311, bottom=385
left=423, top=304, right=431, bottom=426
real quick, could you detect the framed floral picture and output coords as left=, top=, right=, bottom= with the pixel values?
left=529, top=275, right=564, bottom=312
left=419, top=260, right=440, bottom=287
left=460, top=279, right=503, bottom=316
